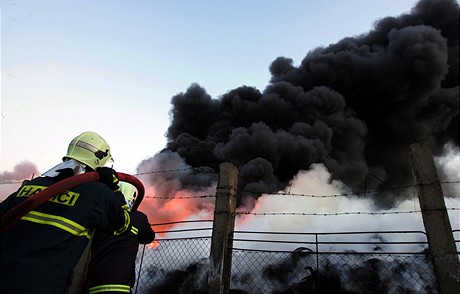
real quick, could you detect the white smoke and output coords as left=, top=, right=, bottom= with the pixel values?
left=235, top=162, right=459, bottom=252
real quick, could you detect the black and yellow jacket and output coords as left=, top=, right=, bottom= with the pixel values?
left=0, top=175, right=131, bottom=294
left=85, top=210, right=155, bottom=293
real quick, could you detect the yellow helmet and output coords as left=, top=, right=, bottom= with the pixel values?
left=64, top=131, right=113, bottom=170
left=119, top=182, right=136, bottom=209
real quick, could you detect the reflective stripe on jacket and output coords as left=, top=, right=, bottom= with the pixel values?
left=22, top=210, right=92, bottom=239
left=89, top=284, right=131, bottom=293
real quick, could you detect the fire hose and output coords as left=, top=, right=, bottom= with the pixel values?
left=0, top=172, right=145, bottom=234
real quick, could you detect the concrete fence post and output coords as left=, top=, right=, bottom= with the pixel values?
left=208, top=162, right=238, bottom=294
left=409, top=142, right=460, bottom=294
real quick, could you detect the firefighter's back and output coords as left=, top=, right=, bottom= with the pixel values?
left=0, top=176, right=128, bottom=294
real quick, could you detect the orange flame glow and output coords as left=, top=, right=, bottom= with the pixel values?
left=147, top=240, right=160, bottom=249
left=138, top=185, right=215, bottom=235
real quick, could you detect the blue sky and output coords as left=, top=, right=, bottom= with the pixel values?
left=1, top=0, right=422, bottom=175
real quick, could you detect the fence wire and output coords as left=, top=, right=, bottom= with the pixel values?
left=133, top=230, right=444, bottom=294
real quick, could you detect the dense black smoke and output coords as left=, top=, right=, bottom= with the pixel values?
left=145, top=0, right=459, bottom=208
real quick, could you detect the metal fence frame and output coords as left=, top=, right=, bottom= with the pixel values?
left=132, top=227, right=460, bottom=293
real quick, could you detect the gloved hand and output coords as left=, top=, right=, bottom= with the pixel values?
left=96, top=167, right=120, bottom=191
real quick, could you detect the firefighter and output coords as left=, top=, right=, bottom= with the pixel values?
left=85, top=181, right=155, bottom=294
left=0, top=131, right=131, bottom=294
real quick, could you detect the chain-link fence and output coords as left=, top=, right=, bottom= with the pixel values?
left=133, top=230, right=443, bottom=294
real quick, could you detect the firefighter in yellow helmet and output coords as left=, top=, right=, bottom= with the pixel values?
left=119, top=181, right=136, bottom=209
left=64, top=131, right=114, bottom=171
left=85, top=182, right=155, bottom=294
left=0, top=131, right=131, bottom=294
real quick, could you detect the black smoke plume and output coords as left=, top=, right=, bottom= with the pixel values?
left=143, top=0, right=459, bottom=208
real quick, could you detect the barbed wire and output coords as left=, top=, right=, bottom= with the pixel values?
left=213, top=207, right=460, bottom=217
left=0, top=167, right=195, bottom=185
left=3, top=182, right=458, bottom=202
left=151, top=219, right=213, bottom=226
left=137, top=180, right=459, bottom=200
left=1, top=174, right=457, bottom=199
left=2, top=169, right=459, bottom=215
left=243, top=181, right=459, bottom=198
left=145, top=195, right=215, bottom=199
left=0, top=180, right=28, bottom=185
left=0, top=167, right=460, bottom=185
left=134, top=167, right=193, bottom=176
left=145, top=207, right=460, bottom=226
